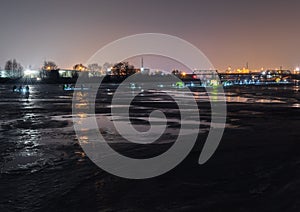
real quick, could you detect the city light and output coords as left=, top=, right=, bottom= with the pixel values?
left=24, top=69, right=34, bottom=76
left=24, top=69, right=39, bottom=78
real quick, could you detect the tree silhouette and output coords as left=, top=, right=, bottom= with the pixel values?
left=42, top=61, right=58, bottom=71
left=73, top=63, right=87, bottom=71
left=111, top=62, right=137, bottom=76
left=4, top=59, right=23, bottom=78
left=88, top=63, right=104, bottom=76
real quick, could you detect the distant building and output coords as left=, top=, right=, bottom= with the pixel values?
left=0, top=69, right=24, bottom=78
left=259, top=70, right=292, bottom=82
left=58, top=69, right=77, bottom=78
left=192, top=70, right=220, bottom=86
left=226, top=68, right=250, bottom=74
left=0, top=70, right=9, bottom=78
left=193, top=70, right=219, bottom=78
left=23, top=69, right=40, bottom=79
left=140, top=67, right=150, bottom=75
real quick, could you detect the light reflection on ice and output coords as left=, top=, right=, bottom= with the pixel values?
left=292, top=103, right=300, bottom=108
left=56, top=113, right=232, bottom=145
left=226, top=96, right=286, bottom=104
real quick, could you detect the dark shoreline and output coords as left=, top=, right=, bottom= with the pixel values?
left=1, top=73, right=299, bottom=85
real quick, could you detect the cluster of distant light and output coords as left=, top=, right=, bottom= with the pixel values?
left=222, top=79, right=291, bottom=87
left=223, top=67, right=300, bottom=74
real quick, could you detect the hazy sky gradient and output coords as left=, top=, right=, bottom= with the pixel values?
left=0, top=0, right=300, bottom=71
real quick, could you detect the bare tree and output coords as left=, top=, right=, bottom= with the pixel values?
left=41, top=61, right=59, bottom=79
left=102, top=62, right=114, bottom=74
left=42, top=61, right=58, bottom=71
left=110, top=62, right=137, bottom=76
left=88, top=63, right=104, bottom=76
left=73, top=64, right=87, bottom=71
left=4, top=59, right=24, bottom=78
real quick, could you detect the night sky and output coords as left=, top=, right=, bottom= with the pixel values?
left=0, top=0, right=300, bottom=71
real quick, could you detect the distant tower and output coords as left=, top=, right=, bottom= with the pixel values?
left=246, top=62, right=249, bottom=70
left=139, top=57, right=150, bottom=75
left=140, top=57, right=144, bottom=73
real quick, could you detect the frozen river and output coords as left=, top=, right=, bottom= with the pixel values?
left=0, top=84, right=299, bottom=211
